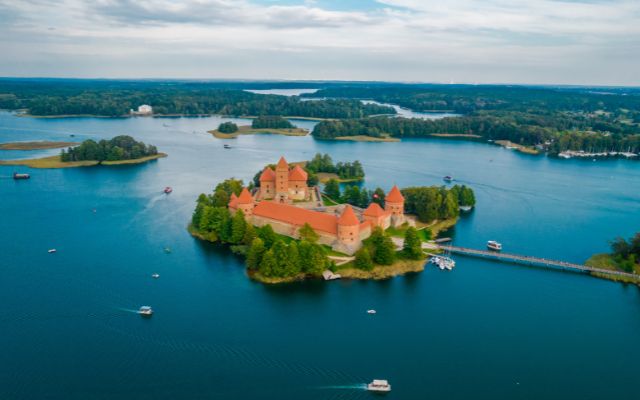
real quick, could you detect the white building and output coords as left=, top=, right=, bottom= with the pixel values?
left=137, top=105, right=153, bottom=115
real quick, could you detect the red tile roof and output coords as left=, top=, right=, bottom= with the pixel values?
left=228, top=193, right=238, bottom=208
left=276, top=156, right=289, bottom=170
left=363, top=202, right=388, bottom=217
left=259, top=167, right=275, bottom=181
left=288, top=165, right=308, bottom=181
left=386, top=185, right=404, bottom=203
left=338, top=205, right=360, bottom=226
left=237, top=188, right=254, bottom=204
left=253, top=201, right=339, bottom=234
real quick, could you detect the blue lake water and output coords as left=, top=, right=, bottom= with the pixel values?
left=1, top=110, right=640, bottom=399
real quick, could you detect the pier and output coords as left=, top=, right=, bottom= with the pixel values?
left=435, top=245, right=638, bottom=279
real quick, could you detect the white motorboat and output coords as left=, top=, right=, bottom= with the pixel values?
left=138, top=306, right=153, bottom=316
left=367, top=309, right=377, bottom=314
left=151, top=273, right=160, bottom=279
left=48, top=249, right=57, bottom=253
left=367, top=379, right=391, bottom=393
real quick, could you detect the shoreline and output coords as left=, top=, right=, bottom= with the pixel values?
left=493, top=140, right=540, bottom=155
left=333, top=135, right=400, bottom=142
left=0, top=141, right=79, bottom=150
left=209, top=125, right=308, bottom=139
left=0, top=153, right=167, bottom=169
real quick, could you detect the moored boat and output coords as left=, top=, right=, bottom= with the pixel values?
left=487, top=240, right=502, bottom=251
left=443, top=175, right=453, bottom=183
left=367, top=379, right=391, bottom=393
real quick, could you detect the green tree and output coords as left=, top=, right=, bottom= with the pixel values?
left=403, top=227, right=423, bottom=260
left=259, top=249, right=277, bottom=277
left=299, top=223, right=319, bottom=243
left=257, top=224, right=277, bottom=248
left=246, top=238, right=266, bottom=270
left=324, top=179, right=341, bottom=201
left=271, top=240, right=289, bottom=277
left=218, top=122, right=238, bottom=133
left=231, top=210, right=247, bottom=244
left=354, top=247, right=373, bottom=271
left=372, top=187, right=386, bottom=207
left=242, top=224, right=256, bottom=246
left=370, top=227, right=396, bottom=265
left=298, top=241, right=328, bottom=275
left=285, top=242, right=301, bottom=276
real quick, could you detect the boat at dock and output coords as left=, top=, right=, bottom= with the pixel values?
left=367, top=379, right=391, bottom=393
left=138, top=306, right=153, bottom=316
left=430, top=255, right=455, bottom=270
left=322, top=270, right=341, bottom=280
left=13, top=172, right=30, bottom=180
left=487, top=240, right=502, bottom=251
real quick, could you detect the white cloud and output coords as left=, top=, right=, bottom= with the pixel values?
left=0, top=0, right=638, bottom=85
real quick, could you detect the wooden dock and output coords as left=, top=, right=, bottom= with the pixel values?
left=438, top=245, right=638, bottom=279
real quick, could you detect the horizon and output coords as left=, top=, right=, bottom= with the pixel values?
left=1, top=0, right=639, bottom=86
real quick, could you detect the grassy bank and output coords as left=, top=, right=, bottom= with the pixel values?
left=0, top=153, right=167, bottom=169
left=0, top=141, right=79, bottom=150
left=316, top=172, right=363, bottom=184
left=334, top=135, right=400, bottom=142
left=336, top=257, right=426, bottom=280
left=494, top=140, right=540, bottom=155
left=412, top=217, right=458, bottom=238
left=209, top=125, right=308, bottom=139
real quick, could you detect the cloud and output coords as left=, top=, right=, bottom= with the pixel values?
left=0, top=0, right=638, bottom=85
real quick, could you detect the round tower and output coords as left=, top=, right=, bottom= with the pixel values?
left=385, top=185, right=405, bottom=216
left=337, top=205, right=360, bottom=244
left=236, top=187, right=255, bottom=217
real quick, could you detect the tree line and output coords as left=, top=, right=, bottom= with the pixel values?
left=251, top=115, right=295, bottom=129
left=324, top=180, right=475, bottom=222
left=60, top=135, right=158, bottom=162
left=305, top=153, right=365, bottom=180
left=609, top=232, right=640, bottom=273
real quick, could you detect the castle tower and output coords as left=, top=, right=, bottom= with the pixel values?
left=236, top=187, right=255, bottom=217
left=288, top=165, right=308, bottom=201
left=275, top=156, right=289, bottom=203
left=363, top=202, right=389, bottom=229
left=385, top=185, right=405, bottom=227
left=337, top=205, right=360, bottom=245
left=259, top=167, right=276, bottom=200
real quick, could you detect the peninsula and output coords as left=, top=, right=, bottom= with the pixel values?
left=586, top=232, right=640, bottom=283
left=0, top=141, right=79, bottom=150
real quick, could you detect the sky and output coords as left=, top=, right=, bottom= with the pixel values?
left=0, top=0, right=638, bottom=85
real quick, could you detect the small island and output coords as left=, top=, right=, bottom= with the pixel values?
left=0, top=135, right=166, bottom=168
left=209, top=116, right=308, bottom=139
left=586, top=232, right=640, bottom=283
left=189, top=155, right=475, bottom=284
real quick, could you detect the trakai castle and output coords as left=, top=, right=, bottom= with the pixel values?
left=229, top=156, right=410, bottom=255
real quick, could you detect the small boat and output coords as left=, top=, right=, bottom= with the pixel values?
left=164, top=247, right=172, bottom=254
left=48, top=249, right=57, bottom=253
left=443, top=175, right=453, bottom=183
left=163, top=187, right=172, bottom=194
left=322, top=270, right=341, bottom=280
left=151, top=273, right=160, bottom=279
left=459, top=205, right=472, bottom=212
left=223, top=144, right=231, bottom=149
left=367, top=309, right=377, bottom=314
left=70, top=134, right=75, bottom=137
left=13, top=172, right=30, bottom=180
left=487, top=240, right=502, bottom=251
left=138, top=306, right=153, bottom=316
left=367, top=379, right=391, bottom=393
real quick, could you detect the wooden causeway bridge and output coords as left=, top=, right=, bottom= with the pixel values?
left=438, top=245, right=638, bottom=279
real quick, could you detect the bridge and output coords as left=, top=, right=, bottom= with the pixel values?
left=435, top=245, right=638, bottom=280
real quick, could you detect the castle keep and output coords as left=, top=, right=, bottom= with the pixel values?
left=229, top=156, right=407, bottom=255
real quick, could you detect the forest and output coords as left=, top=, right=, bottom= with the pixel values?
left=0, top=80, right=394, bottom=118
left=251, top=115, right=295, bottom=129
left=60, top=135, right=158, bottom=162
left=608, top=232, right=640, bottom=273
left=305, top=153, right=365, bottom=180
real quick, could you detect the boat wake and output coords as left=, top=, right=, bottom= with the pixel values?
left=315, top=384, right=368, bottom=390
left=116, top=307, right=143, bottom=314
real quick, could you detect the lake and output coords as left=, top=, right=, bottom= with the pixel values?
left=1, top=110, right=639, bottom=399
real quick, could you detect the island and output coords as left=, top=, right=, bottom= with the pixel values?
left=586, top=232, right=640, bottom=283
left=0, top=135, right=166, bottom=168
left=189, top=155, right=475, bottom=284
left=209, top=116, right=308, bottom=139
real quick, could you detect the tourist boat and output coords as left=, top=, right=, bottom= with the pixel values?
left=223, top=144, right=231, bottom=149
left=367, top=379, right=391, bottom=393
left=138, top=306, right=153, bottom=316
left=487, top=240, right=503, bottom=251
left=13, top=172, right=30, bottom=180
left=151, top=273, right=160, bottom=279
left=367, top=309, right=377, bottom=314
left=164, top=187, right=172, bottom=194
left=443, top=175, right=453, bottom=183
left=48, top=249, right=57, bottom=253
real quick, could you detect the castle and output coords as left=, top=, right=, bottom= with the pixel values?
left=229, top=156, right=408, bottom=255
